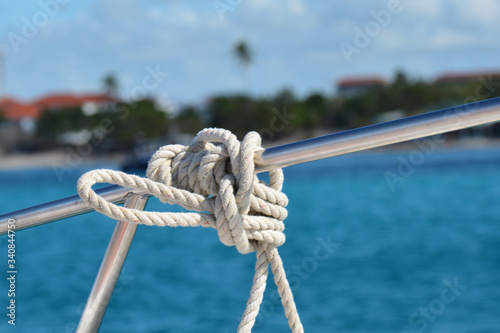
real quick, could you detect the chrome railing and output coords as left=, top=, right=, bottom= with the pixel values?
left=2, top=97, right=500, bottom=332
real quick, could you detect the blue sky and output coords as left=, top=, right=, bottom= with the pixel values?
left=1, top=0, right=499, bottom=108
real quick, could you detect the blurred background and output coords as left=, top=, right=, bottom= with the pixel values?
left=1, top=1, right=500, bottom=332
left=1, top=0, right=500, bottom=159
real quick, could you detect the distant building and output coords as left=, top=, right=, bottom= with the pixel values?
left=0, top=96, right=40, bottom=120
left=0, top=93, right=114, bottom=152
left=336, top=76, right=387, bottom=97
left=434, top=71, right=500, bottom=86
left=0, top=93, right=114, bottom=121
left=35, top=93, right=114, bottom=116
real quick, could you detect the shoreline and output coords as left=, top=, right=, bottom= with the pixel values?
left=1, top=138, right=500, bottom=171
left=0, top=150, right=126, bottom=170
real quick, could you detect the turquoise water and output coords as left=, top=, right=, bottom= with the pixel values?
left=1, top=146, right=500, bottom=332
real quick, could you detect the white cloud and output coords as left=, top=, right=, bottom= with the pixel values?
left=243, top=0, right=317, bottom=31
left=378, top=27, right=476, bottom=51
left=2, top=0, right=500, bottom=102
left=426, top=29, right=476, bottom=48
left=374, top=0, right=498, bottom=52
left=406, top=1, right=443, bottom=20
left=456, top=0, right=500, bottom=28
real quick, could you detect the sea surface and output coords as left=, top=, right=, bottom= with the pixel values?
left=1, top=145, right=500, bottom=332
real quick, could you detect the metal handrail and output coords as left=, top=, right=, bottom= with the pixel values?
left=254, top=96, right=500, bottom=171
left=76, top=193, right=149, bottom=332
left=0, top=185, right=136, bottom=234
left=3, top=97, right=500, bottom=234
left=2, top=96, right=500, bottom=332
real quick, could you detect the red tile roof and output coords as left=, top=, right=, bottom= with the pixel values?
left=0, top=93, right=113, bottom=120
left=337, top=76, right=387, bottom=88
left=0, top=96, right=22, bottom=109
left=435, top=71, right=500, bottom=84
left=0, top=96, right=40, bottom=120
left=34, top=93, right=113, bottom=110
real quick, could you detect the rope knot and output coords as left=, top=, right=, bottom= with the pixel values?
left=144, top=128, right=288, bottom=254
left=77, top=128, right=302, bottom=332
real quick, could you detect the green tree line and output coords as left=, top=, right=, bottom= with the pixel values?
left=31, top=70, right=500, bottom=152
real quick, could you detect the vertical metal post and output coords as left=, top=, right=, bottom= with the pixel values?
left=76, top=193, right=149, bottom=333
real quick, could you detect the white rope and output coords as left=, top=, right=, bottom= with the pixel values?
left=77, top=128, right=304, bottom=332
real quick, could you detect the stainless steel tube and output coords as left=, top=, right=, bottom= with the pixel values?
left=255, top=96, right=500, bottom=172
left=0, top=185, right=140, bottom=235
left=2, top=97, right=500, bottom=234
left=76, top=193, right=149, bottom=333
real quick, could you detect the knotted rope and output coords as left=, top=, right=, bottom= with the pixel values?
left=77, top=128, right=304, bottom=332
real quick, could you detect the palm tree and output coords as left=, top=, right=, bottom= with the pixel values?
left=233, top=39, right=253, bottom=92
left=102, top=73, right=119, bottom=97
left=233, top=39, right=252, bottom=69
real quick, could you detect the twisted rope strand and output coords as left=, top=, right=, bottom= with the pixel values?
left=77, top=128, right=303, bottom=332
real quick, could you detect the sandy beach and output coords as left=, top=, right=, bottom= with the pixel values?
left=0, top=150, right=126, bottom=170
